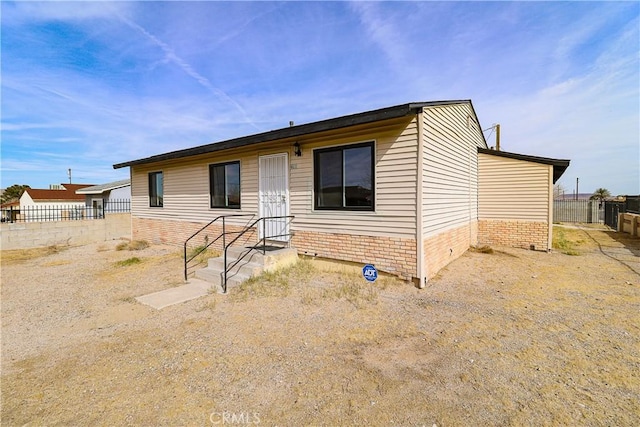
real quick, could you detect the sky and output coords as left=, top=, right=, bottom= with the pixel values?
left=1, top=1, right=639, bottom=196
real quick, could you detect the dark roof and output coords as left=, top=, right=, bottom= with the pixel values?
left=114, top=100, right=481, bottom=169
left=24, top=184, right=94, bottom=202
left=478, top=147, right=570, bottom=183
left=1, top=200, right=20, bottom=208
left=75, top=179, right=131, bottom=195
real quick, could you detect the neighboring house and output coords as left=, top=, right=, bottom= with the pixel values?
left=75, top=179, right=131, bottom=218
left=20, top=184, right=94, bottom=221
left=113, top=100, right=569, bottom=286
left=1, top=200, right=20, bottom=222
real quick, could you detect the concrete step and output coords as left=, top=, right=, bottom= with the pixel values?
left=136, top=278, right=215, bottom=309
left=225, top=245, right=296, bottom=266
left=194, top=267, right=252, bottom=290
left=193, top=246, right=299, bottom=292
left=207, top=257, right=264, bottom=277
left=212, top=249, right=297, bottom=271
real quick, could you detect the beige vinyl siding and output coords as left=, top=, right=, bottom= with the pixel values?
left=130, top=116, right=418, bottom=238
left=131, top=146, right=267, bottom=226
left=290, top=117, right=418, bottom=239
left=478, top=153, right=552, bottom=221
left=421, top=103, right=485, bottom=238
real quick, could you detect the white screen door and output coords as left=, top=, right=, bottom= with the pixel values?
left=259, top=153, right=290, bottom=242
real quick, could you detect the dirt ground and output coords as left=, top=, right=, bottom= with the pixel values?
left=1, top=225, right=639, bottom=426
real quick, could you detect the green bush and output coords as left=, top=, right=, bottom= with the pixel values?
left=116, top=257, right=142, bottom=267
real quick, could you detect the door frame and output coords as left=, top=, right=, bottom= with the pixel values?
left=92, top=198, right=104, bottom=219
left=258, top=152, right=290, bottom=242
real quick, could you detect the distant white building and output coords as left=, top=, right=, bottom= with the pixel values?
left=19, top=184, right=94, bottom=221
left=75, top=179, right=131, bottom=217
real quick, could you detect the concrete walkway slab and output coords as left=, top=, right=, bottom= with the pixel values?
left=136, top=279, right=216, bottom=310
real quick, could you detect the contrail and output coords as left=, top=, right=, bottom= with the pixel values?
left=120, top=16, right=259, bottom=130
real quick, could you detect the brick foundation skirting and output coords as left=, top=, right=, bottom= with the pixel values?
left=135, top=217, right=496, bottom=283
left=292, top=230, right=417, bottom=280
left=132, top=217, right=258, bottom=249
left=423, top=222, right=477, bottom=280
left=478, top=219, right=549, bottom=251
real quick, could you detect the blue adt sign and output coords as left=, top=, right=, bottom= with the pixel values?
left=362, top=264, right=378, bottom=282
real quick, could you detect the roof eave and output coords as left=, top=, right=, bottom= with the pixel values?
left=114, top=100, right=475, bottom=169
left=75, top=179, right=131, bottom=194
left=76, top=185, right=129, bottom=195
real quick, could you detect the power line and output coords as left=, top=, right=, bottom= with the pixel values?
left=482, top=123, right=501, bottom=150
left=484, top=127, right=495, bottom=140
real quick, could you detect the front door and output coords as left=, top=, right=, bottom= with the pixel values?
left=259, top=153, right=290, bottom=242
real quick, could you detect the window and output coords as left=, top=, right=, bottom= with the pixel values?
left=314, top=141, right=374, bottom=210
left=148, top=171, right=163, bottom=207
left=210, top=161, right=240, bottom=208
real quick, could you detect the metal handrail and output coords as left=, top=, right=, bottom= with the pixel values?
left=183, top=214, right=254, bottom=280
left=222, top=215, right=294, bottom=293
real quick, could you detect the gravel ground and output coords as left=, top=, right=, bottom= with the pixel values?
left=1, top=225, right=639, bottom=426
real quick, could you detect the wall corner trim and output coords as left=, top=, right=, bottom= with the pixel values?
left=416, top=112, right=425, bottom=282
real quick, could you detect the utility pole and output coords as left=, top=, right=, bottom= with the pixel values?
left=495, top=123, right=501, bottom=151
left=576, top=177, right=579, bottom=200
left=68, top=168, right=72, bottom=184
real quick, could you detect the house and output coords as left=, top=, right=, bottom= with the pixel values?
left=113, top=100, right=569, bottom=286
left=75, top=179, right=131, bottom=218
left=20, top=184, right=94, bottom=221
left=1, top=200, right=20, bottom=222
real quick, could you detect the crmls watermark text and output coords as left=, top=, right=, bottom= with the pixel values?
left=210, top=411, right=260, bottom=425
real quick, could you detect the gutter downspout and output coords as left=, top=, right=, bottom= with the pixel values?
left=416, top=111, right=425, bottom=289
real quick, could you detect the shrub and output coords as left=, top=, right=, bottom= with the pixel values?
left=116, top=257, right=142, bottom=267
left=553, top=230, right=580, bottom=256
left=129, top=240, right=149, bottom=250
left=470, top=245, right=494, bottom=254
left=116, top=240, right=149, bottom=251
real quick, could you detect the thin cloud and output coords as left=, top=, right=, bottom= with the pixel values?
left=119, top=16, right=259, bottom=131
left=481, top=51, right=638, bottom=194
left=1, top=1, right=638, bottom=194
left=1, top=67, right=257, bottom=181
left=2, top=1, right=130, bottom=23
left=349, top=2, right=409, bottom=72
left=213, top=3, right=284, bottom=48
